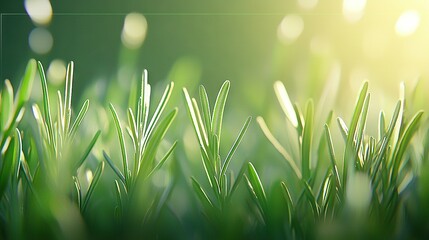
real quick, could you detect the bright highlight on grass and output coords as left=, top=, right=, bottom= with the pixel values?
left=395, top=10, right=420, bottom=37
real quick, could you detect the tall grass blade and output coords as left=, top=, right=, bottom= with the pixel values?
left=74, top=130, right=101, bottom=171
left=302, top=100, right=314, bottom=181
left=343, top=82, right=368, bottom=186
left=82, top=161, right=104, bottom=213
left=274, top=81, right=298, bottom=128
left=103, top=151, right=126, bottom=184
left=109, top=103, right=129, bottom=184
left=211, top=81, right=230, bottom=144
left=257, top=116, right=301, bottom=179
left=246, top=163, right=268, bottom=214
left=221, top=116, right=252, bottom=176
left=15, top=59, right=36, bottom=111
left=69, top=100, right=90, bottom=138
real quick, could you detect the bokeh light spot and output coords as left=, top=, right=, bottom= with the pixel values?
left=24, top=0, right=53, bottom=25
left=121, top=13, right=148, bottom=49
left=28, top=27, right=53, bottom=54
left=346, top=172, right=372, bottom=211
left=298, top=0, right=318, bottom=9
left=278, top=14, right=304, bottom=43
left=343, top=0, right=367, bottom=23
left=47, top=59, right=66, bottom=85
left=395, top=10, right=420, bottom=37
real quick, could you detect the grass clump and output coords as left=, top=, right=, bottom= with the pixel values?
left=183, top=81, right=251, bottom=235
left=103, top=69, right=177, bottom=235
left=1, top=59, right=428, bottom=239
left=252, top=80, right=424, bottom=238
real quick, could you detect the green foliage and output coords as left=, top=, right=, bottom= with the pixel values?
left=31, top=61, right=102, bottom=215
left=253, top=80, right=425, bottom=238
left=1, top=60, right=428, bottom=239
left=103, top=69, right=177, bottom=221
left=183, top=81, right=251, bottom=221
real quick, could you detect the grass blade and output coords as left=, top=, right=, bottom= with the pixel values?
left=15, top=59, right=36, bottom=111
left=324, top=124, right=341, bottom=191
left=302, top=100, right=314, bottom=181
left=281, top=181, right=294, bottom=224
left=257, top=116, right=301, bottom=179
left=274, top=81, right=298, bottom=128
left=146, top=141, right=177, bottom=179
left=211, top=80, right=230, bottom=145
left=246, top=162, right=268, bottom=214
left=1, top=80, right=13, bottom=130
left=103, top=151, right=126, bottom=184
left=109, top=103, right=129, bottom=184
left=199, top=85, right=212, bottom=138
left=191, top=177, right=214, bottom=212
left=37, top=61, right=54, bottom=145
left=145, top=82, right=174, bottom=141
left=82, top=161, right=104, bottom=213
left=69, top=100, right=90, bottom=138
left=74, top=130, right=101, bottom=171
left=221, top=116, right=252, bottom=176
left=139, top=108, right=178, bottom=178
left=343, top=82, right=368, bottom=186
left=391, top=111, right=424, bottom=181
left=183, top=88, right=208, bottom=150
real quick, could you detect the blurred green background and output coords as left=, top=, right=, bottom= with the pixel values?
left=2, top=0, right=429, bottom=109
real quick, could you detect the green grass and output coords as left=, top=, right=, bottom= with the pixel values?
left=0, top=60, right=428, bottom=239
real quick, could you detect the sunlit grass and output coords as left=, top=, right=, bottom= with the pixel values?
left=0, top=60, right=428, bottom=239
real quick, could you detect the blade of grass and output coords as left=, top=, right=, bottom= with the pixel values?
left=324, top=124, right=342, bottom=191
left=257, top=116, right=301, bottom=179
left=15, top=59, right=36, bottom=111
left=302, top=100, right=314, bottom=181
left=74, top=130, right=101, bottom=171
left=246, top=162, right=268, bottom=214
left=139, top=108, right=177, bottom=175
left=109, top=103, right=129, bottom=185
left=103, top=151, right=125, bottom=184
left=221, top=116, right=252, bottom=176
left=37, top=61, right=54, bottom=145
left=145, top=82, right=174, bottom=142
left=199, top=85, right=212, bottom=138
left=343, top=82, right=368, bottom=186
left=274, top=81, right=298, bottom=128
left=146, top=141, right=177, bottom=180
left=211, top=81, right=230, bottom=145
left=281, top=181, right=294, bottom=224
left=64, top=62, right=74, bottom=132
left=1, top=80, right=13, bottom=130
left=69, top=100, right=90, bottom=138
left=391, top=111, right=423, bottom=182
left=82, top=161, right=104, bottom=213
left=191, top=177, right=214, bottom=212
